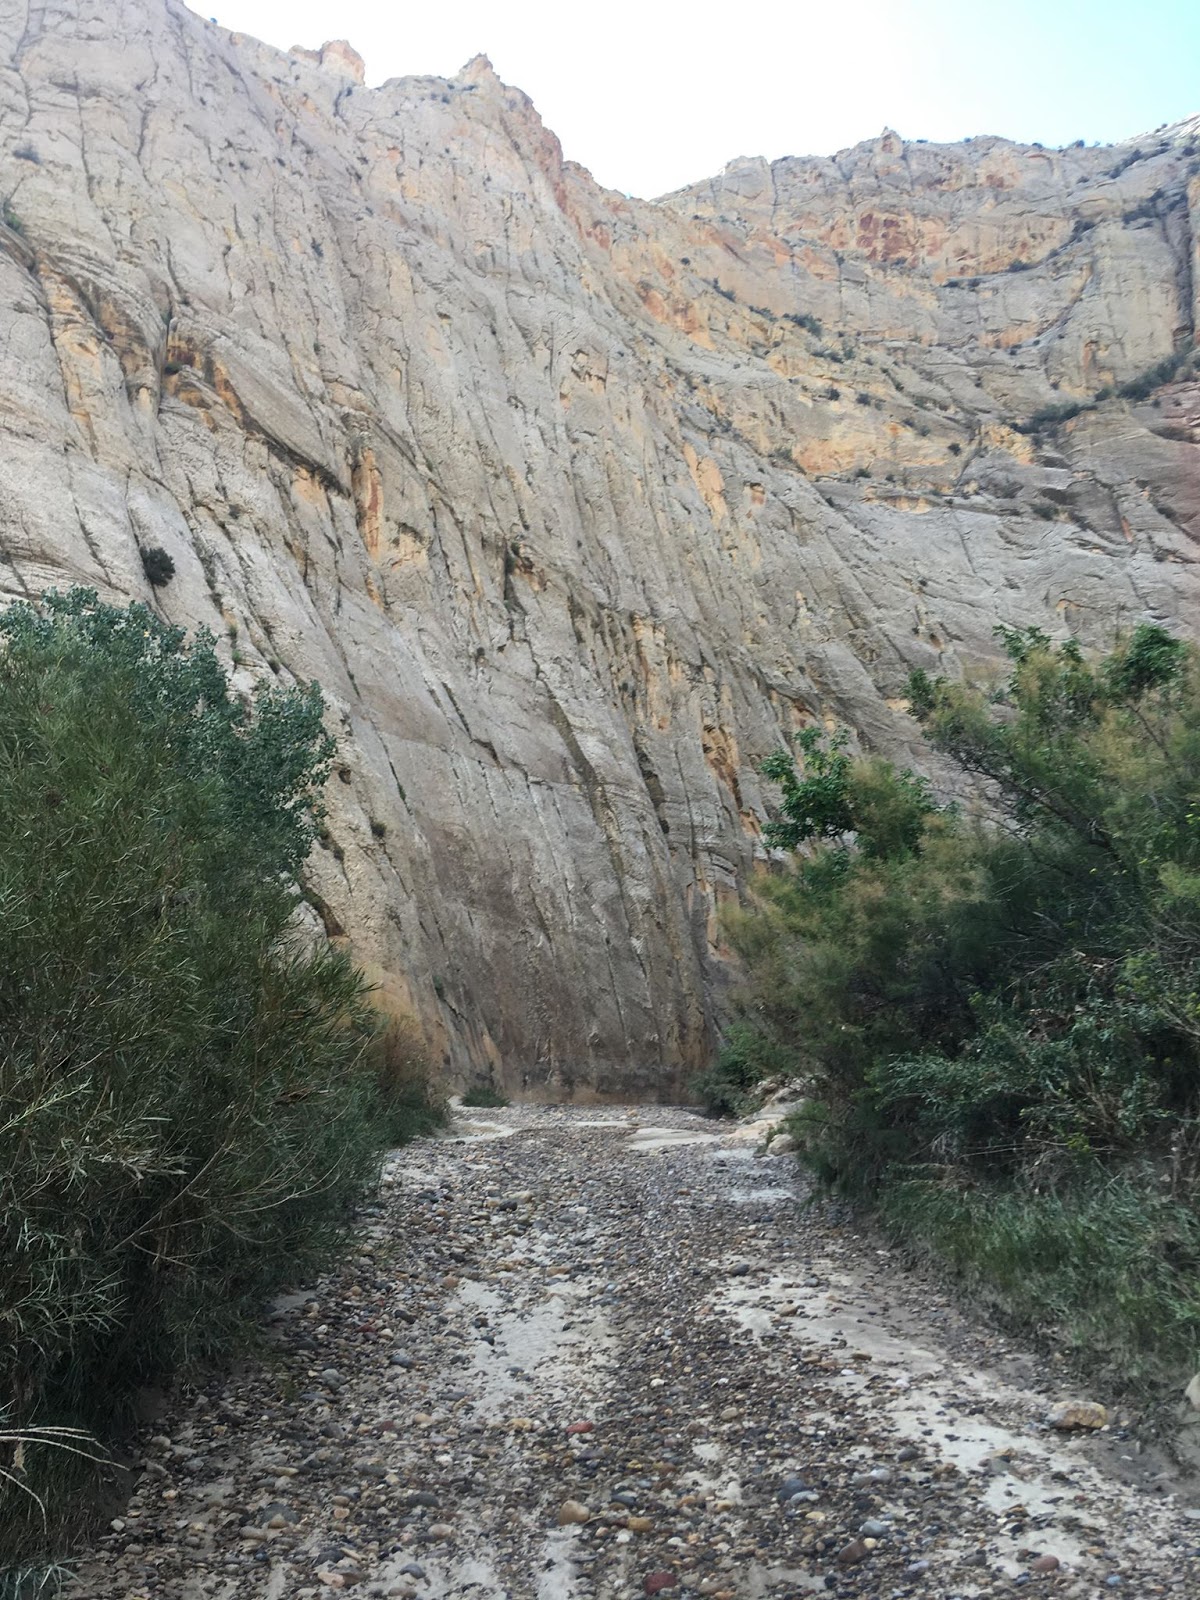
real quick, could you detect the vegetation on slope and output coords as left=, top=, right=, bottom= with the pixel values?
left=1017, top=346, right=1198, bottom=434
left=0, top=591, right=440, bottom=1564
left=703, top=624, right=1200, bottom=1381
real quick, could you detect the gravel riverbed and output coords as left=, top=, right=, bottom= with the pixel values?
left=77, top=1104, right=1200, bottom=1600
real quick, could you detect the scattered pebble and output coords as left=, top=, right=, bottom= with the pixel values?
left=72, top=1104, right=1200, bottom=1599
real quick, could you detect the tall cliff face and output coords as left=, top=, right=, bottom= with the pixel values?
left=1, top=0, right=1197, bottom=1096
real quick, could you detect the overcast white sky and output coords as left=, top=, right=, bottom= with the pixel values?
left=206, top=0, right=1200, bottom=198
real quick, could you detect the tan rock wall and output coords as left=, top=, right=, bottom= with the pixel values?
left=0, top=1, right=1197, bottom=1094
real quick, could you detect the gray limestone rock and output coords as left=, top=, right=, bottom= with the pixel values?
left=0, top=3, right=1197, bottom=1092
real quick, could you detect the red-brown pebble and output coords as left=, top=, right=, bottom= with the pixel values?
left=643, top=1573, right=678, bottom=1595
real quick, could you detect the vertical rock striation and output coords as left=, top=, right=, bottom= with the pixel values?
left=0, top=0, right=1196, bottom=1092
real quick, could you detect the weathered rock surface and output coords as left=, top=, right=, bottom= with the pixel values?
left=1, top=0, right=1198, bottom=1091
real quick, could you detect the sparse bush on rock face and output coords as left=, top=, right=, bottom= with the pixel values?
left=722, top=623, right=1200, bottom=1379
left=0, top=590, right=439, bottom=1561
left=140, top=544, right=175, bottom=586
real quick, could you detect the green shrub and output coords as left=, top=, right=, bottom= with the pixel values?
left=730, top=624, right=1200, bottom=1379
left=1123, top=190, right=1165, bottom=224
left=691, top=1022, right=793, bottom=1117
left=139, top=545, right=175, bottom=586
left=1108, top=147, right=1146, bottom=177
left=1117, top=350, right=1189, bottom=401
left=460, top=1084, right=509, bottom=1108
left=1017, top=398, right=1091, bottom=433
left=878, top=1175, right=1200, bottom=1378
left=0, top=591, right=433, bottom=1561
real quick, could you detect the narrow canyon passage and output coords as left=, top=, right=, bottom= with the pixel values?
left=79, top=1107, right=1199, bottom=1600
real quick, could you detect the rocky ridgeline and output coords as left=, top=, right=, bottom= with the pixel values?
left=1, top=1, right=1199, bottom=1092
left=77, top=1108, right=1200, bottom=1598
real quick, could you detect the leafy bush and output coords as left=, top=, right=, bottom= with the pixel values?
left=1108, top=147, right=1146, bottom=177
left=1017, top=398, right=1091, bottom=433
left=1123, top=190, right=1165, bottom=224
left=691, top=1022, right=794, bottom=1117
left=140, top=545, right=175, bottom=586
left=460, top=1084, right=509, bottom=1108
left=1117, top=350, right=1189, bottom=401
left=882, top=1175, right=1200, bottom=1377
left=0, top=591, right=435, bottom=1560
left=726, top=624, right=1200, bottom=1378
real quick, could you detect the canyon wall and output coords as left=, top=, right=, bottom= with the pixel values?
left=1, top=0, right=1197, bottom=1093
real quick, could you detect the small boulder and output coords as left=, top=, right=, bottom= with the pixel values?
left=1046, top=1400, right=1108, bottom=1431
left=557, top=1499, right=590, bottom=1525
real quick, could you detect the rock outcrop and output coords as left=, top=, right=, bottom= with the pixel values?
left=1, top=0, right=1197, bottom=1094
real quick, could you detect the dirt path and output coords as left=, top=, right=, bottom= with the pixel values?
left=78, top=1105, right=1200, bottom=1600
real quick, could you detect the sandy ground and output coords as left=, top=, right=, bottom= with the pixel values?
left=76, top=1104, right=1200, bottom=1599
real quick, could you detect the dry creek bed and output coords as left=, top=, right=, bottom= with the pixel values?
left=77, top=1103, right=1200, bottom=1600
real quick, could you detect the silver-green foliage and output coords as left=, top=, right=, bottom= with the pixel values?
left=725, top=624, right=1200, bottom=1377
left=0, top=591, right=391, bottom=1557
